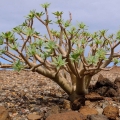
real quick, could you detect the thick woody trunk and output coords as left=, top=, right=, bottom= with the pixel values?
left=76, top=75, right=92, bottom=95
left=69, top=75, right=92, bottom=102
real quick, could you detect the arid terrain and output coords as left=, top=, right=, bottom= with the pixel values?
left=0, top=66, right=120, bottom=120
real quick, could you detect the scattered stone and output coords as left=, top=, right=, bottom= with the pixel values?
left=95, top=107, right=103, bottom=115
left=45, top=105, right=59, bottom=117
left=96, top=74, right=114, bottom=88
left=85, top=92, right=103, bottom=101
left=79, top=106, right=98, bottom=117
left=114, top=77, right=120, bottom=88
left=71, top=95, right=85, bottom=110
left=103, top=105, right=119, bottom=120
left=0, top=106, right=11, bottom=120
left=87, top=114, right=108, bottom=120
left=114, top=77, right=120, bottom=96
left=95, top=83, right=117, bottom=97
left=85, top=100, right=91, bottom=106
left=0, top=70, right=120, bottom=119
left=46, top=111, right=86, bottom=120
left=85, top=100, right=97, bottom=108
left=27, top=113, right=42, bottom=120
left=63, top=99, right=71, bottom=110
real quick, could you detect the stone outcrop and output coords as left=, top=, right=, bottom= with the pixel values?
left=46, top=111, right=86, bottom=120
left=103, top=105, right=119, bottom=120
left=0, top=106, right=11, bottom=120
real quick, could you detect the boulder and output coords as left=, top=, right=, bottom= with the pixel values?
left=91, top=74, right=118, bottom=97
left=85, top=92, right=103, bottom=101
left=27, top=113, right=42, bottom=120
left=79, top=106, right=98, bottom=117
left=0, top=106, right=11, bottom=120
left=87, top=114, right=108, bottom=120
left=46, top=111, right=86, bottom=120
left=103, top=105, right=119, bottom=120
left=95, top=75, right=114, bottom=88
left=114, top=77, right=120, bottom=96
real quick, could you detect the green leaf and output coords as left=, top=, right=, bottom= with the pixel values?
left=0, top=48, right=6, bottom=55
left=116, top=30, right=120, bottom=40
left=13, top=26, right=23, bottom=34
left=27, top=44, right=37, bottom=56
left=82, top=31, right=90, bottom=37
left=33, top=39, right=44, bottom=47
left=0, top=36, right=4, bottom=45
left=99, top=30, right=107, bottom=36
left=21, top=20, right=28, bottom=26
left=10, top=43, right=19, bottom=50
left=55, top=19, right=63, bottom=24
left=95, top=49, right=106, bottom=59
left=25, top=10, right=35, bottom=19
left=13, top=60, right=24, bottom=71
left=44, top=19, right=52, bottom=24
left=24, top=27, right=35, bottom=36
left=52, top=55, right=67, bottom=70
left=36, top=12, right=45, bottom=17
left=112, top=58, right=120, bottom=65
left=41, top=3, right=50, bottom=8
left=86, top=56, right=99, bottom=65
left=94, top=39, right=102, bottom=45
left=68, top=26, right=76, bottom=35
left=78, top=22, right=86, bottom=29
left=53, top=11, right=63, bottom=17
left=44, top=40, right=57, bottom=51
left=1, top=31, right=16, bottom=43
left=64, top=20, right=71, bottom=27
left=81, top=39, right=86, bottom=45
left=71, top=39, right=78, bottom=44
left=70, top=48, right=84, bottom=61
left=91, top=32, right=98, bottom=39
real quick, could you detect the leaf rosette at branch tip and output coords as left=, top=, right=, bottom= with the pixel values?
left=25, top=10, right=35, bottom=20
left=44, top=40, right=57, bottom=50
left=13, top=26, right=24, bottom=34
left=41, top=3, right=51, bottom=9
left=77, top=22, right=87, bottom=29
left=33, top=39, right=44, bottom=47
left=86, top=56, right=99, bottom=66
left=53, top=11, right=63, bottom=17
left=1, top=31, right=17, bottom=44
left=99, top=29, right=107, bottom=36
left=20, top=20, right=28, bottom=27
left=52, top=54, right=67, bottom=70
left=68, top=26, right=77, bottom=35
left=23, top=27, right=35, bottom=36
left=35, top=12, right=45, bottom=17
left=0, top=48, right=6, bottom=55
left=70, top=48, right=84, bottom=62
left=80, top=39, right=87, bottom=45
left=64, top=20, right=71, bottom=28
left=13, top=60, right=25, bottom=71
left=112, top=58, right=120, bottom=65
left=94, top=39, right=102, bottom=45
left=0, top=36, right=4, bottom=45
left=116, top=30, right=120, bottom=40
left=27, top=44, right=37, bottom=56
left=10, top=43, right=20, bottom=50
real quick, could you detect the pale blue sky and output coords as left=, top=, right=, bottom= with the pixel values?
left=0, top=0, right=120, bottom=66
left=0, top=0, right=120, bottom=34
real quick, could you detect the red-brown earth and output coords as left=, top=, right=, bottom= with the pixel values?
left=0, top=66, right=120, bottom=120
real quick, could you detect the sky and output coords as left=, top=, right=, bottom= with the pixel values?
left=1, top=0, right=120, bottom=33
left=0, top=0, right=120, bottom=66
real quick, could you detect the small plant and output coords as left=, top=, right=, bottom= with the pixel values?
left=0, top=3, right=120, bottom=101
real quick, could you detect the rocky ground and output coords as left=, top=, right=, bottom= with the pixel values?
left=0, top=66, right=120, bottom=120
